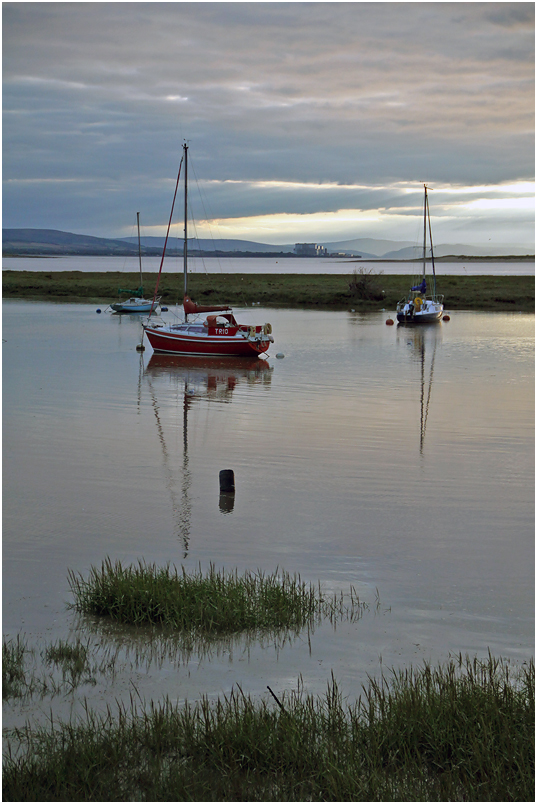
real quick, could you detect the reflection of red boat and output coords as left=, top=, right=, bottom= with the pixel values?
left=143, top=142, right=274, bottom=357
left=144, top=355, right=273, bottom=525
left=145, top=354, right=272, bottom=398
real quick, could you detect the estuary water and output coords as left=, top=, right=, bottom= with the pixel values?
left=2, top=301, right=534, bottom=728
left=2, top=254, right=535, bottom=276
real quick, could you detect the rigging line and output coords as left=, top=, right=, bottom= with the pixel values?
left=148, top=154, right=184, bottom=318
left=189, top=156, right=225, bottom=276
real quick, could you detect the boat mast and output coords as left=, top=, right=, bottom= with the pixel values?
left=136, top=211, right=143, bottom=292
left=422, top=184, right=428, bottom=283
left=183, top=142, right=188, bottom=302
left=426, top=189, right=437, bottom=296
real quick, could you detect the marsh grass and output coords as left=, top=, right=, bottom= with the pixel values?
left=68, top=560, right=365, bottom=633
left=2, top=636, right=118, bottom=701
left=2, top=636, right=30, bottom=700
left=3, top=655, right=533, bottom=801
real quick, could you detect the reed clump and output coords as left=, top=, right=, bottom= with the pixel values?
left=68, top=560, right=363, bottom=633
left=3, top=655, right=533, bottom=801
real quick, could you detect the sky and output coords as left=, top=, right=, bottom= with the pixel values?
left=2, top=1, right=535, bottom=250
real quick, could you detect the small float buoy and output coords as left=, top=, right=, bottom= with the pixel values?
left=136, top=343, right=145, bottom=352
left=219, top=469, right=235, bottom=494
left=386, top=318, right=394, bottom=326
left=443, top=314, right=451, bottom=321
left=276, top=353, right=285, bottom=359
left=96, top=309, right=101, bottom=314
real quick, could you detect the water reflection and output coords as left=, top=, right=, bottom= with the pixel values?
left=73, top=613, right=318, bottom=671
left=399, top=326, right=441, bottom=454
left=143, top=356, right=273, bottom=550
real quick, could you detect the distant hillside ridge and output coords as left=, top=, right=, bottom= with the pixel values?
left=2, top=228, right=162, bottom=256
left=3, top=228, right=534, bottom=258
left=121, top=235, right=296, bottom=254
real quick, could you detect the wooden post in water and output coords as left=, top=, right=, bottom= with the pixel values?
left=219, top=469, right=235, bottom=493
left=219, top=469, right=235, bottom=514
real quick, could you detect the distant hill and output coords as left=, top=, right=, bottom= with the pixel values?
left=380, top=243, right=534, bottom=259
left=320, top=238, right=414, bottom=256
left=121, top=235, right=296, bottom=254
left=2, top=228, right=162, bottom=256
left=319, top=237, right=534, bottom=258
left=3, top=228, right=534, bottom=258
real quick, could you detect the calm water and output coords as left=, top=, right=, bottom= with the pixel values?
left=3, top=301, right=534, bottom=727
left=2, top=255, right=535, bottom=275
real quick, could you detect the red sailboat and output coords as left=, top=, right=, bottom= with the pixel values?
left=143, top=143, right=274, bottom=357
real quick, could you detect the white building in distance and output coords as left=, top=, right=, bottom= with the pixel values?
left=294, top=243, right=327, bottom=256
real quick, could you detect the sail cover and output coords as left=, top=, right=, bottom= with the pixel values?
left=411, top=279, right=427, bottom=293
left=183, top=295, right=232, bottom=315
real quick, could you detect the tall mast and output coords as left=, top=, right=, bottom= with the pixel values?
left=183, top=142, right=188, bottom=299
left=136, top=211, right=142, bottom=290
left=426, top=188, right=437, bottom=296
left=422, top=184, right=427, bottom=282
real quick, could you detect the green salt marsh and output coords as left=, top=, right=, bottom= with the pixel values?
left=3, top=655, right=533, bottom=801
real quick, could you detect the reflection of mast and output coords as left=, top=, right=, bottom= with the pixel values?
left=145, top=373, right=191, bottom=557
left=145, top=355, right=273, bottom=543
left=419, top=332, right=437, bottom=454
left=401, top=328, right=439, bottom=455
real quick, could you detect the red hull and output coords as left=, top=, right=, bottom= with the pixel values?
left=143, top=325, right=271, bottom=356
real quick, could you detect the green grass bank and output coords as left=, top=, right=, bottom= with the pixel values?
left=2, top=270, right=535, bottom=311
left=3, top=655, right=533, bottom=801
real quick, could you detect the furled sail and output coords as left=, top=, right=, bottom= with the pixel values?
left=183, top=295, right=232, bottom=315
left=411, top=278, right=427, bottom=293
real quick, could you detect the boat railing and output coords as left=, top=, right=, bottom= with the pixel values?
left=405, top=292, right=444, bottom=302
left=397, top=292, right=444, bottom=309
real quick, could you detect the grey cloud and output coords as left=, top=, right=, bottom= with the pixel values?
left=2, top=2, right=534, bottom=242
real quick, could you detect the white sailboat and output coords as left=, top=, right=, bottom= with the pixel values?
left=111, top=212, right=160, bottom=313
left=396, top=185, right=444, bottom=324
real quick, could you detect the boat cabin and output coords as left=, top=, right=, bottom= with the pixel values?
left=204, top=313, right=240, bottom=336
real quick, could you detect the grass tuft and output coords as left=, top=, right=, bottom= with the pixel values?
left=67, top=560, right=364, bottom=633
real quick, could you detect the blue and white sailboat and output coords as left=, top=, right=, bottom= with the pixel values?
left=111, top=212, right=160, bottom=313
left=396, top=185, right=444, bottom=324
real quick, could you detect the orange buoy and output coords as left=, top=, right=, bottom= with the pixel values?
left=386, top=318, right=394, bottom=326
left=443, top=314, right=451, bottom=321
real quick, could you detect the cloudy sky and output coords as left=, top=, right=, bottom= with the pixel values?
left=3, top=1, right=535, bottom=249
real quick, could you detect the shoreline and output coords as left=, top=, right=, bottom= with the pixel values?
left=2, top=271, right=535, bottom=311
